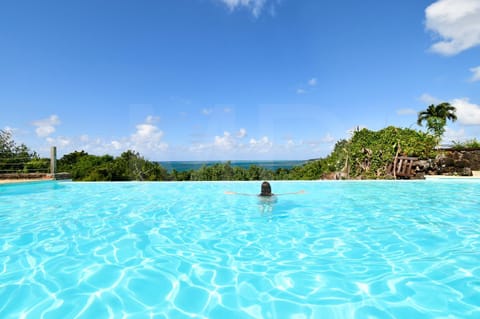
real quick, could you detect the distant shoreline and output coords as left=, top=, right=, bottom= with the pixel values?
left=157, top=160, right=307, bottom=172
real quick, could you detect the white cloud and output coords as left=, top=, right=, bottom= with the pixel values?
left=443, top=127, right=467, bottom=144
left=237, top=128, right=247, bottom=138
left=452, top=98, right=480, bottom=125
left=32, top=115, right=60, bottom=138
left=36, top=125, right=55, bottom=137
left=249, top=136, right=273, bottom=152
left=397, top=108, right=417, bottom=116
left=420, top=93, right=441, bottom=105
left=296, top=88, right=306, bottom=95
left=214, top=132, right=236, bottom=151
left=132, top=124, right=161, bottom=141
left=189, top=131, right=277, bottom=157
left=46, top=136, right=71, bottom=147
left=296, top=77, right=318, bottom=94
left=188, top=143, right=208, bottom=154
left=470, top=66, right=480, bottom=82
left=202, top=108, right=213, bottom=115
left=187, top=130, right=338, bottom=159
left=188, top=132, right=243, bottom=155
left=33, top=116, right=169, bottom=159
left=303, top=134, right=336, bottom=147
left=111, top=140, right=122, bottom=150
left=320, top=133, right=335, bottom=143
left=130, top=117, right=168, bottom=152
left=218, top=0, right=268, bottom=17
left=285, top=139, right=296, bottom=148
left=425, top=0, right=480, bottom=55
left=145, top=115, right=160, bottom=124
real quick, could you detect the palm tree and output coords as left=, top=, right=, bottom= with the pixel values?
left=417, top=102, right=457, bottom=145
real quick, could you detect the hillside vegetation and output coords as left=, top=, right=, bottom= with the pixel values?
left=1, top=126, right=437, bottom=181
left=55, top=126, right=436, bottom=181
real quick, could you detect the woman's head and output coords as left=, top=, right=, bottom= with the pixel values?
left=260, top=181, right=273, bottom=196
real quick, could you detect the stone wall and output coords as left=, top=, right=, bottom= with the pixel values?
left=437, top=149, right=480, bottom=175
left=0, top=173, right=50, bottom=180
left=317, top=149, right=480, bottom=179
left=415, top=149, right=480, bottom=177
left=0, top=172, right=71, bottom=180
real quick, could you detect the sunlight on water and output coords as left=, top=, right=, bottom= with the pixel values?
left=0, top=180, right=479, bottom=318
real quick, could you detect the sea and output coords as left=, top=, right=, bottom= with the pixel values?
left=157, top=160, right=307, bottom=172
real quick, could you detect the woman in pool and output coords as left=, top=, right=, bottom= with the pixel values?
left=225, top=181, right=305, bottom=196
left=226, top=181, right=304, bottom=214
left=260, top=181, right=274, bottom=196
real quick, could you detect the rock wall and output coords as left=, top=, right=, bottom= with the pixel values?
left=415, top=149, right=480, bottom=177
left=0, top=172, right=71, bottom=180
left=319, top=149, right=480, bottom=179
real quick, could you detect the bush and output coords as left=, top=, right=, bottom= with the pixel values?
left=451, top=139, right=480, bottom=150
left=345, top=126, right=436, bottom=178
left=56, top=126, right=437, bottom=181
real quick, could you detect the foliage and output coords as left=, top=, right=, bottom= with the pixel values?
left=55, top=126, right=437, bottom=181
left=23, top=158, right=50, bottom=173
left=451, top=139, right=480, bottom=150
left=0, top=130, right=15, bottom=157
left=417, top=102, right=457, bottom=144
left=343, top=126, right=436, bottom=178
left=57, top=150, right=168, bottom=181
left=287, top=160, right=324, bottom=180
left=0, top=129, right=43, bottom=173
left=173, top=162, right=276, bottom=181
left=276, top=127, right=436, bottom=180
left=0, top=122, right=441, bottom=181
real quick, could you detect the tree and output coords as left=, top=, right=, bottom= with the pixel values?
left=0, top=129, right=38, bottom=173
left=417, top=102, right=457, bottom=144
left=1, top=130, right=15, bottom=157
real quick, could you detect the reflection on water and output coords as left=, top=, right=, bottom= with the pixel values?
left=257, top=195, right=277, bottom=214
left=1, top=181, right=480, bottom=319
left=0, top=181, right=65, bottom=197
left=257, top=196, right=296, bottom=221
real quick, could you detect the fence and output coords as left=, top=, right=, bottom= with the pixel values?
left=388, top=156, right=417, bottom=178
left=0, top=146, right=57, bottom=179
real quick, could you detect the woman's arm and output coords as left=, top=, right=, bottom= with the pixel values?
left=224, top=191, right=257, bottom=196
left=225, top=190, right=306, bottom=196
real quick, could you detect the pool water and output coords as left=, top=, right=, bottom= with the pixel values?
left=0, top=181, right=479, bottom=318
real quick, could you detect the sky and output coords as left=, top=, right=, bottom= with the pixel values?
left=1, top=0, right=480, bottom=161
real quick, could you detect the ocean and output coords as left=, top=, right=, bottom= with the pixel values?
left=157, top=160, right=306, bottom=172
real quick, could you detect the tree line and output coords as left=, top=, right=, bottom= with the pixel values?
left=55, top=125, right=436, bottom=181
left=56, top=149, right=323, bottom=181
left=0, top=130, right=49, bottom=174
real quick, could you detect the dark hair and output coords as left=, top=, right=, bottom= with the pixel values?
left=260, top=181, right=273, bottom=196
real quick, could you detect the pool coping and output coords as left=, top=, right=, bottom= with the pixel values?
left=424, top=175, right=480, bottom=180
left=0, top=178, right=54, bottom=185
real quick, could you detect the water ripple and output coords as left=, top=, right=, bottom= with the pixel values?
left=0, top=181, right=479, bottom=318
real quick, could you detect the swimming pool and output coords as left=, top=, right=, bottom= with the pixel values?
left=1, top=180, right=479, bottom=318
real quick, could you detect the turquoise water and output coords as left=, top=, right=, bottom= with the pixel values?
left=1, top=180, right=479, bottom=319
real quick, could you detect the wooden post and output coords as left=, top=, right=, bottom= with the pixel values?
left=50, top=146, right=57, bottom=179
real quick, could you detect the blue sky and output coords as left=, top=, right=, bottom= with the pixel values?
left=1, top=0, right=479, bottom=161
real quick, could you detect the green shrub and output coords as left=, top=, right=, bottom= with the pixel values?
left=451, top=139, right=480, bottom=150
